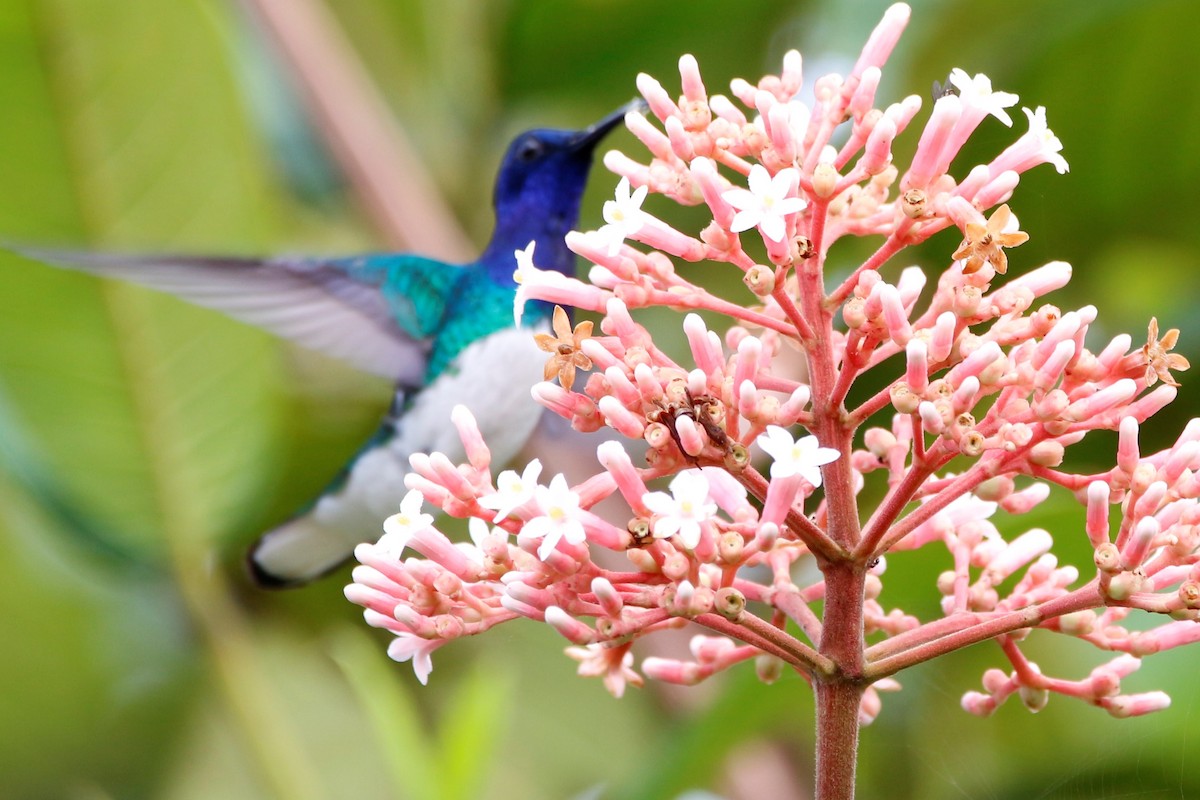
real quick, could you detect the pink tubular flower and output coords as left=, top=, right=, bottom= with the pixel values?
left=514, top=240, right=613, bottom=326
left=344, top=7, right=1200, bottom=795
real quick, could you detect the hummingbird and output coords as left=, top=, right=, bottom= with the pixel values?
left=24, top=101, right=637, bottom=587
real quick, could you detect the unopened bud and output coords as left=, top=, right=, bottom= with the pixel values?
left=1019, top=684, right=1049, bottom=713
left=891, top=384, right=920, bottom=414
left=982, top=668, right=1010, bottom=694
left=717, top=531, right=744, bottom=563
left=812, top=163, right=839, bottom=198
left=936, top=570, right=956, bottom=596
left=843, top=297, right=867, bottom=329
left=959, top=430, right=986, bottom=457
left=1094, top=543, right=1122, bottom=574
left=962, top=691, right=998, bottom=717
left=1057, top=610, right=1096, bottom=636
left=714, top=586, right=746, bottom=619
left=755, top=653, right=783, bottom=684
left=744, top=264, right=776, bottom=296
left=725, top=442, right=750, bottom=471
left=625, top=548, right=659, bottom=573
left=1028, top=440, right=1065, bottom=467
left=901, top=188, right=927, bottom=218
left=793, top=235, right=815, bottom=260
left=1106, top=571, right=1144, bottom=601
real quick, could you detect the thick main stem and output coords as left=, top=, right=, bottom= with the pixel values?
left=814, top=563, right=867, bottom=800
left=800, top=196, right=869, bottom=799
left=814, top=680, right=865, bottom=800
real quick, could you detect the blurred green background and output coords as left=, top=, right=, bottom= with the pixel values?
left=2, top=0, right=1200, bottom=798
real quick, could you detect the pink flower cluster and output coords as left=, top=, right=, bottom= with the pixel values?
left=347, top=2, right=1198, bottom=722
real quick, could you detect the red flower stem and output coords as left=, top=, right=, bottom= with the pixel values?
left=865, top=583, right=1104, bottom=679
left=827, top=343, right=864, bottom=412
left=813, top=562, right=868, bottom=800
left=846, top=381, right=900, bottom=428
left=859, top=461, right=985, bottom=558
left=910, top=412, right=928, bottom=465
left=772, top=282, right=817, bottom=342
left=644, top=288, right=796, bottom=336
left=773, top=589, right=824, bottom=645
left=737, top=467, right=841, bottom=560
left=826, top=234, right=906, bottom=308
left=865, top=612, right=981, bottom=661
left=1027, top=464, right=1104, bottom=492
left=695, top=613, right=825, bottom=674
left=814, top=680, right=865, bottom=800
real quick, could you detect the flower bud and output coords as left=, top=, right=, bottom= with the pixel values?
left=1019, top=684, right=1049, bottom=713
left=714, top=586, right=747, bottom=619
left=744, top=264, right=776, bottom=296
left=812, top=163, right=839, bottom=199
left=755, top=654, right=783, bottom=684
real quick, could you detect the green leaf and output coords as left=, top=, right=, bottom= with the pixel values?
left=438, top=657, right=514, bottom=800
left=0, top=474, right=197, bottom=798
left=331, top=627, right=443, bottom=800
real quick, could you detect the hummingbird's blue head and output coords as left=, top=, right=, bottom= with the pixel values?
left=484, top=101, right=641, bottom=280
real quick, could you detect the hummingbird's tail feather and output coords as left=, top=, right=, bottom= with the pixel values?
left=247, top=513, right=368, bottom=588
left=13, top=247, right=431, bottom=383
left=248, top=391, right=417, bottom=588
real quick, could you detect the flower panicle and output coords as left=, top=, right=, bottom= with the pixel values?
left=346, top=2, right=1196, bottom=723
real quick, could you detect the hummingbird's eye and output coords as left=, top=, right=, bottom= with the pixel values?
left=515, top=136, right=545, bottom=163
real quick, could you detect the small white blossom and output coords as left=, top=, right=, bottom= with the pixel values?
left=756, top=426, right=840, bottom=484
left=722, top=164, right=806, bottom=243
left=387, top=633, right=443, bottom=685
left=512, top=240, right=540, bottom=327
left=524, top=473, right=586, bottom=560
left=1023, top=105, right=1069, bottom=174
left=478, top=459, right=543, bottom=522
left=597, top=176, right=648, bottom=255
left=467, top=516, right=510, bottom=549
left=378, top=489, right=434, bottom=557
left=565, top=643, right=643, bottom=698
left=948, top=68, right=1018, bottom=126
left=642, top=469, right=717, bottom=549
left=939, top=491, right=999, bottom=525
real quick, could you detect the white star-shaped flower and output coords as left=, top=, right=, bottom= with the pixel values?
left=387, top=633, right=443, bottom=685
left=565, top=642, right=643, bottom=698
left=642, top=469, right=717, bottom=549
left=938, top=490, right=999, bottom=526
left=478, top=459, right=543, bottom=522
left=378, top=489, right=434, bottom=557
left=755, top=426, right=840, bottom=485
left=1023, top=106, right=1069, bottom=174
left=463, top=515, right=511, bottom=561
left=523, top=473, right=586, bottom=560
left=512, top=240, right=541, bottom=327
left=948, top=68, right=1018, bottom=126
left=722, top=164, right=806, bottom=243
left=597, top=176, right=648, bottom=255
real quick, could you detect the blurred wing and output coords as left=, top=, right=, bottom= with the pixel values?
left=17, top=249, right=462, bottom=384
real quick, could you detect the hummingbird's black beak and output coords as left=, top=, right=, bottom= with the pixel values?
left=571, top=98, right=648, bottom=152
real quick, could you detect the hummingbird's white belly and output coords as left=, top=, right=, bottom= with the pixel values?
left=253, top=324, right=551, bottom=584
left=320, top=325, right=548, bottom=525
